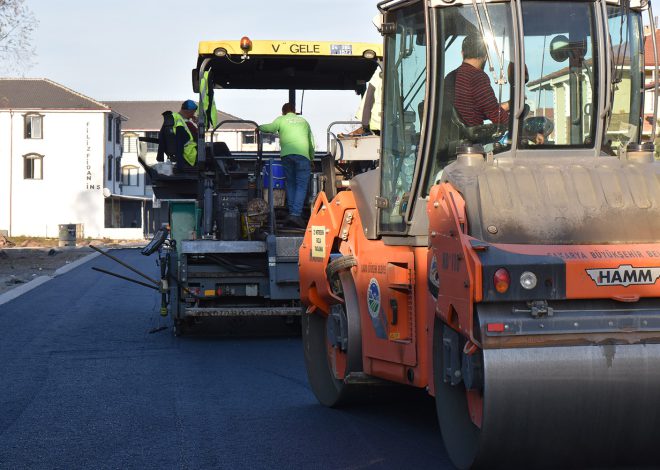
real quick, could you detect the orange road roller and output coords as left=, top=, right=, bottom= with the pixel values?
left=299, top=0, right=660, bottom=467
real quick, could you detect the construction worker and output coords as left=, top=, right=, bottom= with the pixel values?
left=258, top=103, right=315, bottom=228
left=157, top=100, right=199, bottom=168
left=452, top=35, right=509, bottom=127
left=354, top=66, right=382, bottom=135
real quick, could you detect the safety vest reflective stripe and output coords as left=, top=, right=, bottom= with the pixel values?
left=172, top=112, right=197, bottom=166
left=200, top=71, right=218, bottom=129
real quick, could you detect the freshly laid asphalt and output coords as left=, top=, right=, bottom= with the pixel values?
left=0, top=249, right=452, bottom=469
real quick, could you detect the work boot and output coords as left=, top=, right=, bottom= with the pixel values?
left=287, top=215, right=306, bottom=228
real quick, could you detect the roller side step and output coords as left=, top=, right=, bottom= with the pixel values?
left=344, top=372, right=394, bottom=386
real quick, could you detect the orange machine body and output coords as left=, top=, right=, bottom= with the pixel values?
left=300, top=182, right=660, bottom=398
left=300, top=190, right=431, bottom=388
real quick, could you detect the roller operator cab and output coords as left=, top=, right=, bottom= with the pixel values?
left=140, top=39, right=382, bottom=334
left=299, top=0, right=660, bottom=468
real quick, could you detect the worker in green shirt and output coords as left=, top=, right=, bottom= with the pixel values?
left=259, top=103, right=315, bottom=228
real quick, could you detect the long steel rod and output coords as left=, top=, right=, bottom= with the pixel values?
left=471, top=0, right=496, bottom=79
left=599, top=0, right=612, bottom=119
left=480, top=0, right=505, bottom=83
left=91, top=267, right=159, bottom=291
left=89, top=245, right=159, bottom=285
left=649, top=1, right=659, bottom=142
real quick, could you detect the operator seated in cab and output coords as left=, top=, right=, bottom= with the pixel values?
left=156, top=100, right=199, bottom=170
left=452, top=35, right=509, bottom=130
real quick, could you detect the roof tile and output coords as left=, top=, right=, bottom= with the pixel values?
left=104, top=100, right=250, bottom=131
left=0, top=78, right=109, bottom=110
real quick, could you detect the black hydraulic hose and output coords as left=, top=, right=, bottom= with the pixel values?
left=206, top=253, right=257, bottom=272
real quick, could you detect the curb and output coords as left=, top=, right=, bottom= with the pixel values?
left=0, top=249, right=105, bottom=307
left=53, top=250, right=102, bottom=276
left=0, top=276, right=53, bottom=307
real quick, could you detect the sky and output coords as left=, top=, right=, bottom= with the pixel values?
left=23, top=0, right=383, bottom=149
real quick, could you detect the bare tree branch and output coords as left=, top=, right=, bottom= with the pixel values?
left=0, top=0, right=39, bottom=75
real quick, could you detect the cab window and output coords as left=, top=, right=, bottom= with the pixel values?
left=425, top=3, right=513, bottom=193
left=379, top=4, right=427, bottom=233
left=521, top=2, right=598, bottom=148
left=603, top=5, right=644, bottom=155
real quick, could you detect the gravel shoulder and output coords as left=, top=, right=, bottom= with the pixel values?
left=0, top=238, right=145, bottom=296
left=0, top=247, right=94, bottom=295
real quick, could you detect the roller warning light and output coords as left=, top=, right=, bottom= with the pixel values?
left=493, top=268, right=510, bottom=294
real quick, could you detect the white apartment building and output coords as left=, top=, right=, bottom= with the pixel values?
left=0, top=78, right=142, bottom=239
left=0, top=80, right=277, bottom=240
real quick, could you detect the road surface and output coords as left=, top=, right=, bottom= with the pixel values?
left=0, top=249, right=452, bottom=469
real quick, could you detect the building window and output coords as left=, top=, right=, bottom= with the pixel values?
left=24, top=114, right=43, bottom=139
left=107, top=114, right=113, bottom=141
left=115, top=118, right=121, bottom=144
left=145, top=131, right=159, bottom=152
left=24, top=153, right=44, bottom=179
left=107, top=155, right=113, bottom=181
left=121, top=165, right=139, bottom=186
left=242, top=132, right=256, bottom=144
left=115, top=156, right=121, bottom=183
left=123, top=134, right=137, bottom=153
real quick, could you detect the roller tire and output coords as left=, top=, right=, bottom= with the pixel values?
left=325, top=255, right=357, bottom=281
left=433, top=319, right=481, bottom=469
left=302, top=309, right=351, bottom=407
left=321, top=153, right=337, bottom=201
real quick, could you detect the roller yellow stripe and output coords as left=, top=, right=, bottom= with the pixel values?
left=199, top=40, right=382, bottom=58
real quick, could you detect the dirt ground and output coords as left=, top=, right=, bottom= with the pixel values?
left=0, top=236, right=144, bottom=296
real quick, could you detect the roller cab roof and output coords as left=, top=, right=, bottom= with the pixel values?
left=193, top=39, right=382, bottom=93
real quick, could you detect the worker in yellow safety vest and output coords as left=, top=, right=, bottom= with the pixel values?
left=157, top=100, right=199, bottom=167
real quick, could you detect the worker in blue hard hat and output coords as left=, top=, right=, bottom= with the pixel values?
left=157, top=100, right=199, bottom=168
left=179, top=99, right=199, bottom=139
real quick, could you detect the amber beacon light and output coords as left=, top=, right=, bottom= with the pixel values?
left=240, top=36, right=252, bottom=53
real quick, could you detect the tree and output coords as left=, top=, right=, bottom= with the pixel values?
left=0, top=0, right=38, bottom=74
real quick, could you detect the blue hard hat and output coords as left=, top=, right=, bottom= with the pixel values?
left=181, top=99, right=198, bottom=110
